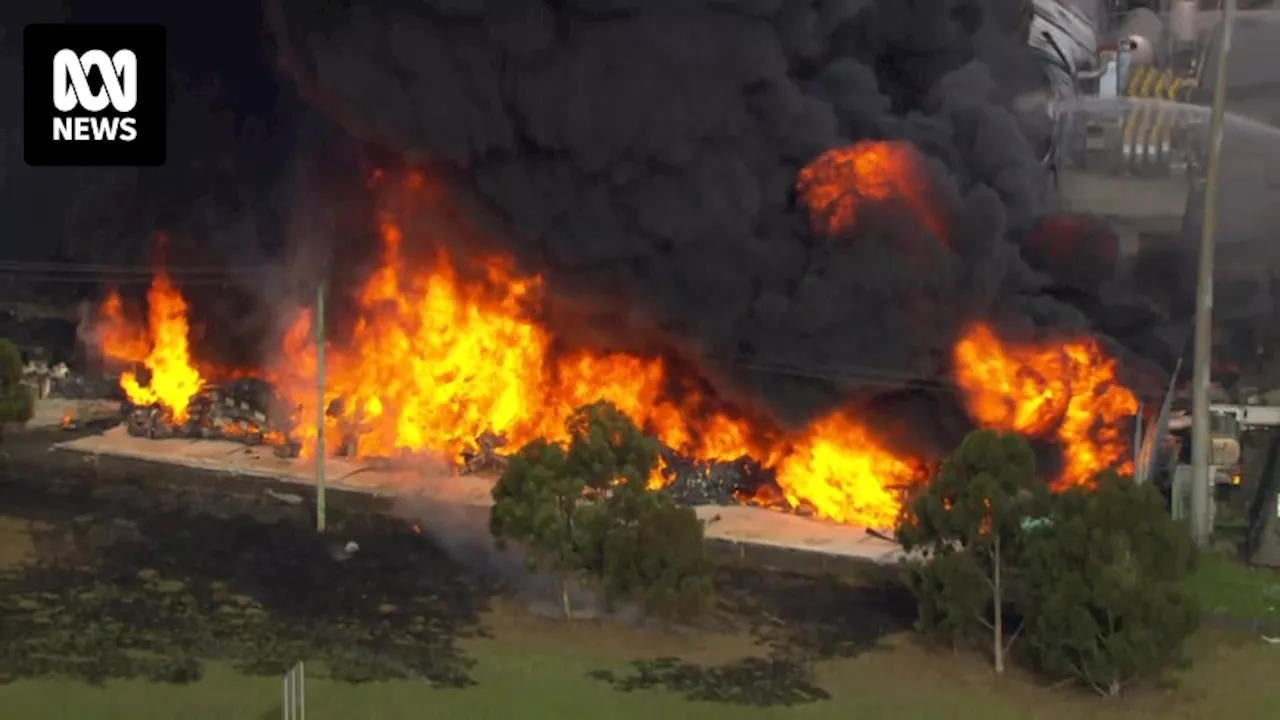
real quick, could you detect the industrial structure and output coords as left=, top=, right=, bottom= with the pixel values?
left=1017, top=1, right=1209, bottom=272
left=1015, top=1, right=1280, bottom=560
left=1019, top=1, right=1280, bottom=390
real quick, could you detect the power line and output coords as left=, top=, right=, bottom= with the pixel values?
left=712, top=355, right=962, bottom=394
left=0, top=274, right=265, bottom=286
left=0, top=260, right=272, bottom=276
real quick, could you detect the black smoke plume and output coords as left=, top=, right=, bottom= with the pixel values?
left=263, top=0, right=1178, bottom=432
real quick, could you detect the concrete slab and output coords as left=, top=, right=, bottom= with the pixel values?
left=55, top=426, right=905, bottom=567
left=28, top=398, right=120, bottom=429
left=57, top=426, right=411, bottom=496
left=694, top=505, right=905, bottom=565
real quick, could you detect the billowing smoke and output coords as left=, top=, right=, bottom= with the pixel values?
left=263, top=0, right=1179, bottom=430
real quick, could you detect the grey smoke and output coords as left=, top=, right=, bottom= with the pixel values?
left=389, top=495, right=613, bottom=619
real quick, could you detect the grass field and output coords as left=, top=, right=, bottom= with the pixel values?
left=1, top=602, right=1278, bottom=720
left=1186, top=552, right=1280, bottom=628
left=0, top=433, right=1278, bottom=719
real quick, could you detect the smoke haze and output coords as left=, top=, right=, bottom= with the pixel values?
left=390, top=495, right=612, bottom=618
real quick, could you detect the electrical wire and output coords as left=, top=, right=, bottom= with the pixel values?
left=0, top=260, right=273, bottom=288
left=0, top=261, right=271, bottom=276
left=709, top=356, right=964, bottom=394
left=0, top=275, right=263, bottom=287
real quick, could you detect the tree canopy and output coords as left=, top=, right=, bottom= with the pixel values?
left=563, top=400, right=660, bottom=495
left=899, top=429, right=1203, bottom=694
left=0, top=338, right=34, bottom=435
left=490, top=401, right=712, bottom=621
left=897, top=430, right=1048, bottom=673
left=599, top=488, right=714, bottom=620
left=1018, top=471, right=1200, bottom=696
left=490, top=437, right=593, bottom=619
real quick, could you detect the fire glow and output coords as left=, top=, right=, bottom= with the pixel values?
left=97, top=274, right=202, bottom=423
left=89, top=143, right=1139, bottom=529
left=796, top=140, right=945, bottom=239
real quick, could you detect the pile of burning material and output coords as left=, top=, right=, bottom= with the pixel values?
left=124, top=377, right=298, bottom=454
left=460, top=430, right=508, bottom=475
left=430, top=429, right=777, bottom=509
left=448, top=437, right=788, bottom=512
left=657, top=450, right=784, bottom=509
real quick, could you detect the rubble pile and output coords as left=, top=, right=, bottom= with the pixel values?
left=22, top=361, right=122, bottom=400
left=124, top=377, right=301, bottom=456
left=446, top=433, right=775, bottom=509
left=460, top=430, right=508, bottom=475
left=657, top=450, right=775, bottom=507
left=108, top=376, right=782, bottom=511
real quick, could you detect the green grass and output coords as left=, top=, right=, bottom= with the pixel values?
left=0, top=543, right=1277, bottom=720
left=1184, top=552, right=1280, bottom=625
left=2, top=615, right=1280, bottom=720
left=0, top=635, right=1114, bottom=720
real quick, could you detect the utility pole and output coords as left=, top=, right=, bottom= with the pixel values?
left=1133, top=401, right=1145, bottom=484
left=1190, top=0, right=1235, bottom=547
left=315, top=280, right=327, bottom=533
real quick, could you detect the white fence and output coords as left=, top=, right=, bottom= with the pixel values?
left=283, top=661, right=305, bottom=720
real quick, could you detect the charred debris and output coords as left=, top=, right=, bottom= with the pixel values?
left=37, top=361, right=773, bottom=509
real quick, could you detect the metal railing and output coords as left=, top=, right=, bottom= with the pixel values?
left=283, top=661, right=306, bottom=720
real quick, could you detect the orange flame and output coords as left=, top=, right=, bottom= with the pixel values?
left=952, top=323, right=1139, bottom=489
left=96, top=271, right=204, bottom=423
left=796, top=141, right=944, bottom=238
left=268, top=219, right=766, bottom=471
left=770, top=413, right=925, bottom=529
left=87, top=174, right=1141, bottom=529
left=261, top=218, right=916, bottom=527
left=96, top=290, right=150, bottom=364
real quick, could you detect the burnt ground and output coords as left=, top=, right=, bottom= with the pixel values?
left=0, top=428, right=915, bottom=708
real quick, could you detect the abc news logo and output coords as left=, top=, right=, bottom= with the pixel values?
left=53, top=49, right=139, bottom=142
left=24, top=24, right=166, bottom=167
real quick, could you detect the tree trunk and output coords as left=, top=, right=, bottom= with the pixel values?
left=558, top=498, right=573, bottom=622
left=993, top=535, right=1004, bottom=675
left=560, top=575, right=572, bottom=621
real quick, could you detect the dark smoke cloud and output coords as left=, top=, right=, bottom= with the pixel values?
left=264, top=0, right=1177, bottom=428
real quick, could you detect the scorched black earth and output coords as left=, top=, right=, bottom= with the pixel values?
left=0, top=431, right=491, bottom=687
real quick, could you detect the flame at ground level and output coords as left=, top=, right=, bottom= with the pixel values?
left=95, top=273, right=204, bottom=424
left=90, top=223, right=1140, bottom=530
left=257, top=220, right=918, bottom=528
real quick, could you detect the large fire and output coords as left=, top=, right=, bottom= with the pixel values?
left=795, top=140, right=945, bottom=238
left=96, top=273, right=203, bottom=423
left=953, top=324, right=1139, bottom=490
left=90, top=146, right=1140, bottom=529
left=267, top=220, right=771, bottom=475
